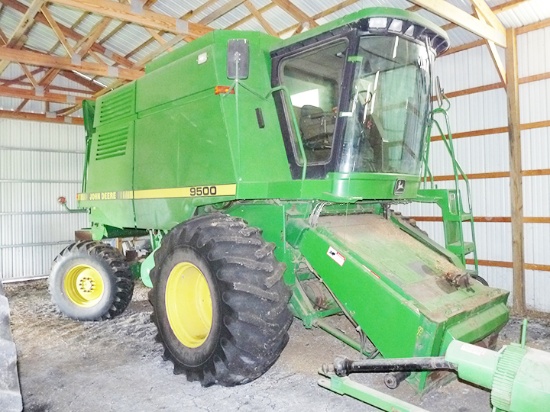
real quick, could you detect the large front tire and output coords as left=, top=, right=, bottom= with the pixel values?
left=150, top=213, right=292, bottom=387
left=49, top=241, right=134, bottom=321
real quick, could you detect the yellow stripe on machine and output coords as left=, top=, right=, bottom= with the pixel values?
left=77, top=184, right=237, bottom=201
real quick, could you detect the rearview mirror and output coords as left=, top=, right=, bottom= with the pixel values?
left=227, top=39, right=249, bottom=80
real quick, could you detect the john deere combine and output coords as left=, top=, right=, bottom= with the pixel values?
left=50, top=7, right=509, bottom=394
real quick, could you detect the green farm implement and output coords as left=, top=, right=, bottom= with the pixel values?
left=50, top=6, right=522, bottom=406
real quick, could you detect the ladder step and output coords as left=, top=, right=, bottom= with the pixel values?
left=447, top=241, right=475, bottom=255
left=461, top=213, right=473, bottom=221
left=445, top=213, right=473, bottom=222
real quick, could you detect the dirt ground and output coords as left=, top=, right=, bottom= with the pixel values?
left=4, top=280, right=550, bottom=412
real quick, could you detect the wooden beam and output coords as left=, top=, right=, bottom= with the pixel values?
left=95, top=2, right=169, bottom=65
left=70, top=10, right=92, bottom=31
left=520, top=71, right=550, bottom=84
left=182, top=0, right=218, bottom=20
left=440, top=4, right=535, bottom=54
left=524, top=218, right=550, bottom=224
left=412, top=216, right=550, bottom=224
left=493, top=0, right=528, bottom=13
left=465, top=259, right=550, bottom=273
left=485, top=39, right=506, bottom=83
left=435, top=0, right=514, bottom=38
left=55, top=104, right=80, bottom=116
left=75, top=17, right=112, bottom=56
left=1, top=0, right=135, bottom=68
left=472, top=6, right=506, bottom=84
left=93, top=79, right=125, bottom=98
left=505, top=28, right=525, bottom=314
left=48, top=0, right=212, bottom=38
left=0, top=0, right=46, bottom=75
left=36, top=67, right=60, bottom=110
left=41, top=4, right=75, bottom=56
left=482, top=50, right=505, bottom=93
left=87, top=50, right=107, bottom=65
left=517, top=17, right=550, bottom=35
left=523, top=168, right=550, bottom=177
left=133, top=34, right=185, bottom=69
left=444, top=39, right=485, bottom=56
left=58, top=70, right=103, bottom=92
left=124, top=38, right=153, bottom=60
left=0, top=84, right=87, bottom=104
left=429, top=171, right=510, bottom=181
left=144, top=27, right=168, bottom=48
left=4, top=0, right=45, bottom=47
left=407, top=0, right=506, bottom=47
left=126, top=0, right=193, bottom=63
left=441, top=82, right=503, bottom=99
left=123, top=0, right=198, bottom=63
left=0, top=46, right=143, bottom=80
left=431, top=119, right=550, bottom=142
left=271, top=0, right=317, bottom=27
left=3, top=77, right=95, bottom=95
left=431, top=70, right=550, bottom=101
left=97, top=20, right=126, bottom=46
left=425, top=168, right=550, bottom=182
left=0, top=109, right=83, bottom=124
left=226, top=3, right=275, bottom=30
left=0, top=27, right=7, bottom=44
left=199, top=0, right=246, bottom=25
left=470, top=0, right=506, bottom=33
left=244, top=1, right=277, bottom=36
left=1, top=67, right=44, bottom=85
left=276, top=2, right=425, bottom=38
left=14, top=99, right=28, bottom=112
left=431, top=126, right=508, bottom=141
left=413, top=216, right=512, bottom=223
left=19, top=63, right=39, bottom=88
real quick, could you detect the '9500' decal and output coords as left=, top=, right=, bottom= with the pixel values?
left=77, top=184, right=237, bottom=201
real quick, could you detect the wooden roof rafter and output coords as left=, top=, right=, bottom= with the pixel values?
left=0, top=0, right=533, bottom=124
left=0, top=0, right=137, bottom=118
left=408, top=0, right=507, bottom=47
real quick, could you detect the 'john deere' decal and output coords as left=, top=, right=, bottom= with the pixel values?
left=394, top=179, right=406, bottom=195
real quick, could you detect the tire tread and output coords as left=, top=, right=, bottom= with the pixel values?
left=150, top=213, right=292, bottom=386
left=50, top=240, right=134, bottom=321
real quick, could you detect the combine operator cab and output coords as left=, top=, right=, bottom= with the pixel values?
left=272, top=15, right=446, bottom=200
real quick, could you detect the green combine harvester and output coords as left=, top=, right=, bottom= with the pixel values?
left=50, top=6, right=515, bottom=403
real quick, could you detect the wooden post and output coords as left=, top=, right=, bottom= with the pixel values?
left=505, top=28, right=526, bottom=314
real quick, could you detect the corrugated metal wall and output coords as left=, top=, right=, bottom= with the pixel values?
left=0, top=119, right=88, bottom=280
left=431, top=46, right=512, bottom=297
left=401, top=27, right=550, bottom=312
left=518, top=26, right=550, bottom=312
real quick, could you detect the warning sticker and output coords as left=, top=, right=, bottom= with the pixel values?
left=327, top=246, right=346, bottom=266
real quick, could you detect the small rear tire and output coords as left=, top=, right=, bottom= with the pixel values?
left=49, top=241, right=134, bottom=321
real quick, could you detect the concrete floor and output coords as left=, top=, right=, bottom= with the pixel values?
left=4, top=280, right=550, bottom=412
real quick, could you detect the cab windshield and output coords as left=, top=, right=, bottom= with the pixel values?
left=339, top=35, right=432, bottom=175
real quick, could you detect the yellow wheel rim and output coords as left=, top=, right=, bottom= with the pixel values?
left=64, top=264, right=105, bottom=307
left=165, top=262, right=213, bottom=348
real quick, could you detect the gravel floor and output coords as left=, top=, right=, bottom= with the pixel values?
left=4, top=280, right=550, bottom=412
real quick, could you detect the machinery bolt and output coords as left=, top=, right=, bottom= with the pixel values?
left=384, top=372, right=410, bottom=389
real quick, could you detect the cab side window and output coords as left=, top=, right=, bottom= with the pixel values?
left=279, top=40, right=348, bottom=165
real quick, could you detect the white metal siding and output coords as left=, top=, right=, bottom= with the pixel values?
left=518, top=27, right=550, bottom=312
left=0, top=119, right=88, bottom=280
left=408, top=25, right=550, bottom=312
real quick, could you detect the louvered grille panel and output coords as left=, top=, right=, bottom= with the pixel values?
left=98, top=87, right=134, bottom=124
left=96, top=127, right=128, bottom=160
